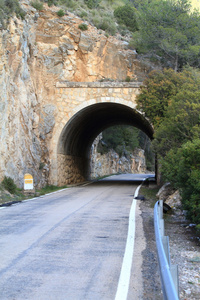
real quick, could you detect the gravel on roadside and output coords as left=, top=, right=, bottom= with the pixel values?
left=165, top=212, right=200, bottom=300
left=139, top=186, right=200, bottom=300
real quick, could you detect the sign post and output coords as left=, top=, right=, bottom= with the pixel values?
left=24, top=173, right=34, bottom=191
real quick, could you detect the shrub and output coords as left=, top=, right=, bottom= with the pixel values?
left=161, top=139, right=200, bottom=227
left=61, top=0, right=77, bottom=10
left=84, top=0, right=100, bottom=9
left=102, top=18, right=116, bottom=35
left=39, top=162, right=45, bottom=170
left=5, top=0, right=26, bottom=18
left=47, top=0, right=56, bottom=7
left=78, top=23, right=88, bottom=31
left=118, top=24, right=129, bottom=36
left=94, top=16, right=116, bottom=35
left=79, top=10, right=88, bottom=19
left=57, top=9, right=65, bottom=17
left=125, top=76, right=131, bottom=82
left=114, top=4, right=138, bottom=32
left=1, top=176, right=17, bottom=194
left=0, top=0, right=26, bottom=26
left=31, top=1, right=43, bottom=11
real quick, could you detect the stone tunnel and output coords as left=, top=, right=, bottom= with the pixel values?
left=49, top=82, right=154, bottom=186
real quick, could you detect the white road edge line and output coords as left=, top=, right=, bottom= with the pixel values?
left=115, top=179, right=146, bottom=300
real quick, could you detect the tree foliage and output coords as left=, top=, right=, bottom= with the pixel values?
left=99, top=125, right=140, bottom=157
left=114, top=4, right=138, bottom=32
left=161, top=140, right=200, bottom=226
left=136, top=67, right=200, bottom=227
left=0, top=0, right=26, bottom=28
left=132, top=0, right=200, bottom=71
left=136, top=69, right=184, bottom=127
left=152, top=68, right=200, bottom=156
left=97, top=125, right=154, bottom=170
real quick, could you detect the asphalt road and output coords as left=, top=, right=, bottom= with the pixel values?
left=0, top=174, right=154, bottom=300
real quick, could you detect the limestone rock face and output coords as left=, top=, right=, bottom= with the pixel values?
left=0, top=2, right=149, bottom=188
left=90, top=135, right=147, bottom=178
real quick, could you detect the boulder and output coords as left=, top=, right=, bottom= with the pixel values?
left=165, top=190, right=182, bottom=209
left=156, top=182, right=175, bottom=201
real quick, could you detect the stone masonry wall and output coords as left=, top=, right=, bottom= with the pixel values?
left=54, top=82, right=141, bottom=132
left=57, top=154, right=85, bottom=185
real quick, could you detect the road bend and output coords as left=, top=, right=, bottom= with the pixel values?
left=0, top=174, right=153, bottom=300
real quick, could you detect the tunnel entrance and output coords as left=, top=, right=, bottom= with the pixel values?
left=57, top=103, right=154, bottom=186
left=90, top=125, right=155, bottom=179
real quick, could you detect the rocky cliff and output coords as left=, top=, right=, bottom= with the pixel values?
left=90, top=135, right=146, bottom=178
left=0, top=1, right=150, bottom=188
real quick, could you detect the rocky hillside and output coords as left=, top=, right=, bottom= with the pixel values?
left=0, top=1, right=151, bottom=188
left=90, top=134, right=147, bottom=178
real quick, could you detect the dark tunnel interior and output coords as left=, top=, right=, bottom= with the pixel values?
left=58, top=103, right=154, bottom=160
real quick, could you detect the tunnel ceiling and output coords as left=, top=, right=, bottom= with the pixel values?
left=58, top=103, right=154, bottom=158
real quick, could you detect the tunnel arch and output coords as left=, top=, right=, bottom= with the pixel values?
left=54, top=102, right=154, bottom=186
left=58, top=102, right=153, bottom=157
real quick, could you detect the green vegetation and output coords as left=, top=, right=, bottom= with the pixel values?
left=36, top=185, right=67, bottom=195
left=125, top=76, right=131, bottom=82
left=0, top=0, right=26, bottom=28
left=0, top=177, right=68, bottom=206
left=161, top=140, right=200, bottom=225
left=30, top=0, right=43, bottom=11
left=1, top=176, right=17, bottom=194
left=98, top=125, right=139, bottom=156
left=131, top=0, right=200, bottom=71
left=0, top=176, right=26, bottom=205
left=47, top=0, right=56, bottom=7
left=98, top=125, right=155, bottom=171
left=57, top=9, right=65, bottom=17
left=84, top=0, right=101, bottom=9
left=34, top=0, right=200, bottom=69
left=0, top=0, right=200, bottom=51
left=136, top=68, right=191, bottom=128
left=78, top=23, right=88, bottom=31
left=114, top=4, right=138, bottom=32
left=136, top=67, right=200, bottom=229
left=2, top=0, right=199, bottom=55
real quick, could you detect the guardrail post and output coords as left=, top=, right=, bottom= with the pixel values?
left=170, top=265, right=179, bottom=296
left=162, top=236, right=170, bottom=265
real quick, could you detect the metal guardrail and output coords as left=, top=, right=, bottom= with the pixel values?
left=154, top=200, right=179, bottom=300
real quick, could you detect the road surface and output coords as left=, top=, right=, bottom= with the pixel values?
left=0, top=174, right=154, bottom=300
